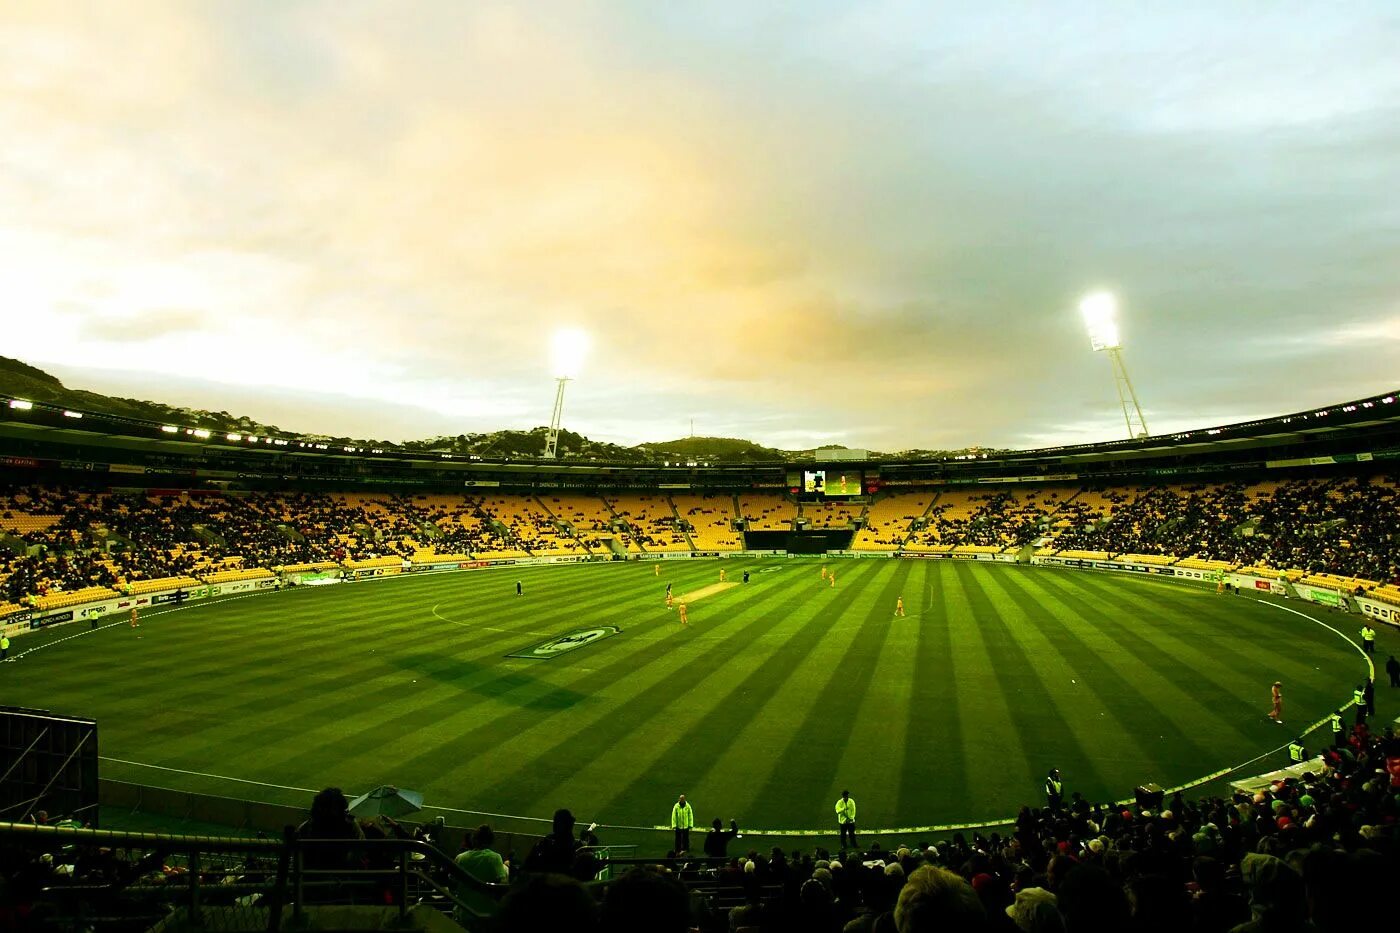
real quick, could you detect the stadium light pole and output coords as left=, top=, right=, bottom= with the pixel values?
left=543, top=328, right=589, bottom=459
left=1080, top=292, right=1150, bottom=439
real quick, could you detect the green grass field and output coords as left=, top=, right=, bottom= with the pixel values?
left=3, top=559, right=1370, bottom=842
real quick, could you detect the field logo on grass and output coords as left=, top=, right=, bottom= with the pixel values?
left=508, top=626, right=621, bottom=660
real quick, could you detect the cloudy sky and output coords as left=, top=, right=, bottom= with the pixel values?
left=4, top=2, right=1398, bottom=450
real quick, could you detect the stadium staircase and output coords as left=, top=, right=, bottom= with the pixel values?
left=191, top=524, right=226, bottom=550
left=666, top=495, right=699, bottom=551
left=900, top=491, right=942, bottom=550
left=531, top=496, right=597, bottom=555
left=595, top=496, right=648, bottom=556
left=277, top=524, right=307, bottom=544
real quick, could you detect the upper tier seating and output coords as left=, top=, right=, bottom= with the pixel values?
left=670, top=493, right=742, bottom=550
left=737, top=492, right=797, bottom=532
left=851, top=491, right=932, bottom=550
left=607, top=494, right=692, bottom=552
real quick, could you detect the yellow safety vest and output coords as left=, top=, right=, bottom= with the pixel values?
left=835, top=797, right=856, bottom=823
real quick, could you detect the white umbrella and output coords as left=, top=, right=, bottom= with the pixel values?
left=347, top=785, right=424, bottom=819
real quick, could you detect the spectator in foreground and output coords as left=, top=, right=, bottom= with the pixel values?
left=496, top=871, right=598, bottom=933
left=296, top=787, right=364, bottom=871
left=1054, top=865, right=1129, bottom=933
left=524, top=808, right=596, bottom=880
left=894, top=865, right=986, bottom=933
left=1233, top=853, right=1311, bottom=933
left=704, top=817, right=741, bottom=860
left=453, top=823, right=508, bottom=922
left=600, top=866, right=691, bottom=933
left=1004, top=887, right=1061, bottom=933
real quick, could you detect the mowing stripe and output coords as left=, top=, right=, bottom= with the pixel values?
left=895, top=563, right=970, bottom=816
left=961, top=565, right=1112, bottom=799
left=538, top=568, right=854, bottom=815
left=17, top=562, right=1379, bottom=838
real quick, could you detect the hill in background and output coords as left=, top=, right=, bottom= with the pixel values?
left=0, top=356, right=989, bottom=463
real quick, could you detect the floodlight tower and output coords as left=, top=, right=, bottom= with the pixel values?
left=543, top=328, right=589, bottom=459
left=1080, top=292, right=1150, bottom=439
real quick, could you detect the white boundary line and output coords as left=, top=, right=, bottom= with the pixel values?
left=100, top=757, right=319, bottom=795
left=2, top=590, right=279, bottom=663
left=429, top=603, right=557, bottom=639
left=26, top=564, right=1379, bottom=837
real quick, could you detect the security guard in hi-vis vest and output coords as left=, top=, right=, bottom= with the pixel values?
left=1360, top=624, right=1375, bottom=655
left=1330, top=711, right=1345, bottom=747
left=1353, top=685, right=1367, bottom=726
left=835, top=790, right=857, bottom=849
left=1045, top=769, right=1063, bottom=811
left=1288, top=739, right=1306, bottom=763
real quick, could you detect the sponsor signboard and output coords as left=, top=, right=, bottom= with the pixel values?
left=1356, top=599, right=1398, bottom=627
left=507, top=626, right=621, bottom=660
left=1302, top=588, right=1342, bottom=608
left=35, top=611, right=75, bottom=629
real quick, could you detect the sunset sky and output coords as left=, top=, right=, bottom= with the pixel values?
left=4, top=2, right=1399, bottom=450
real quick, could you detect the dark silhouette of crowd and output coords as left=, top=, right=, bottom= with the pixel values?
left=274, top=722, right=1399, bottom=932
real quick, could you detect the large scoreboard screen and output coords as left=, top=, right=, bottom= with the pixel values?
left=803, top=470, right=862, bottom=497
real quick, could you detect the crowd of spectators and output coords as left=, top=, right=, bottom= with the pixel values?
left=273, top=719, right=1397, bottom=931
left=2, top=721, right=1395, bottom=931
left=936, top=489, right=1077, bottom=550
left=1047, top=478, right=1399, bottom=584
left=3, top=477, right=1398, bottom=608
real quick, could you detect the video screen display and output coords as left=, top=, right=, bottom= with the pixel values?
left=803, top=470, right=862, bottom=497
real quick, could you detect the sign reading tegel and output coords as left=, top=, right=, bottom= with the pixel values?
left=508, top=626, right=621, bottom=660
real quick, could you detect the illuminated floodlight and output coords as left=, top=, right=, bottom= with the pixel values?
left=8, top=399, right=34, bottom=410
left=63, top=410, right=83, bottom=419
left=161, top=425, right=179, bottom=433
left=226, top=433, right=242, bottom=441
left=1078, top=290, right=1148, bottom=439
left=1079, top=292, right=1121, bottom=351
left=550, top=328, right=590, bottom=379
left=543, top=328, right=590, bottom=459
left=192, top=428, right=211, bottom=439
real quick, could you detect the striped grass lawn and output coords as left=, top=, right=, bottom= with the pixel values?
left=3, top=559, right=1367, bottom=841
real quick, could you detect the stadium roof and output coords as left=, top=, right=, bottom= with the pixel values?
left=2, top=390, right=1397, bottom=476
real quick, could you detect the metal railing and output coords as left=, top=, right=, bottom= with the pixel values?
left=0, top=821, right=510, bottom=931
